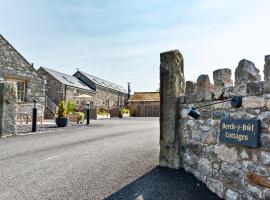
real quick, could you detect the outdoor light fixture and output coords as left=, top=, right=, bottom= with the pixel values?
left=187, top=96, right=242, bottom=119
left=32, top=99, right=37, bottom=132
left=86, top=102, right=90, bottom=125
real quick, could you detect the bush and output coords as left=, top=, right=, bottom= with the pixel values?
left=58, top=100, right=67, bottom=118
left=97, top=108, right=108, bottom=115
left=66, top=100, right=76, bottom=114
left=120, top=108, right=130, bottom=114
left=75, top=112, right=85, bottom=123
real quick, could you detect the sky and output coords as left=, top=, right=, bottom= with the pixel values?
left=1, top=0, right=270, bottom=93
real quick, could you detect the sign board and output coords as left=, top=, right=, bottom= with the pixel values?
left=220, top=119, right=261, bottom=148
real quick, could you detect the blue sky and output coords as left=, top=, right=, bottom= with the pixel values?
left=1, top=0, right=270, bottom=92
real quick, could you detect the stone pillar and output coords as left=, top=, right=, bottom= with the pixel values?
left=213, top=68, right=233, bottom=99
left=263, top=55, right=270, bottom=92
left=159, top=50, right=185, bottom=169
left=185, top=81, right=196, bottom=95
left=0, top=81, right=17, bottom=137
left=196, top=74, right=213, bottom=102
left=234, top=59, right=261, bottom=96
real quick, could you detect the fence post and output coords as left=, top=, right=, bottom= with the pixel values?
left=159, top=50, right=185, bottom=169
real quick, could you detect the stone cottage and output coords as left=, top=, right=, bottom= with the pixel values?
left=128, top=92, right=160, bottom=117
left=37, top=67, right=96, bottom=117
left=0, top=34, right=45, bottom=103
left=73, top=70, right=128, bottom=109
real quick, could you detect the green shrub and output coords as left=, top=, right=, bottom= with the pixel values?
left=120, top=108, right=130, bottom=114
left=97, top=108, right=108, bottom=115
left=75, top=112, right=85, bottom=123
left=58, top=100, right=67, bottom=118
left=66, top=100, right=76, bottom=114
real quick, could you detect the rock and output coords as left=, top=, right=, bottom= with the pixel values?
left=221, top=163, right=244, bottom=190
left=179, top=95, right=185, bottom=103
left=204, top=91, right=213, bottom=101
left=258, top=111, right=270, bottom=129
left=234, top=59, right=261, bottom=96
left=217, top=144, right=238, bottom=163
left=266, top=99, right=270, bottom=109
left=223, top=86, right=234, bottom=99
left=196, top=74, right=213, bottom=102
left=229, top=111, right=256, bottom=119
left=198, top=158, right=212, bottom=177
left=260, top=134, right=270, bottom=149
left=246, top=172, right=270, bottom=189
left=226, top=189, right=239, bottom=200
left=242, top=96, right=266, bottom=109
left=246, top=184, right=263, bottom=199
left=206, top=178, right=224, bottom=198
left=185, top=81, right=196, bottom=95
left=183, top=153, right=196, bottom=168
left=184, top=119, right=195, bottom=129
left=247, top=81, right=264, bottom=96
left=159, top=50, right=185, bottom=169
left=0, top=81, right=17, bottom=137
left=187, top=140, right=204, bottom=155
left=240, top=150, right=250, bottom=160
left=185, top=93, right=197, bottom=103
left=213, top=68, right=233, bottom=99
left=263, top=189, right=270, bottom=200
left=193, top=171, right=206, bottom=183
left=213, top=111, right=229, bottom=119
left=201, top=131, right=216, bottom=145
left=191, top=130, right=201, bottom=141
left=264, top=55, right=270, bottom=92
left=258, top=151, right=270, bottom=166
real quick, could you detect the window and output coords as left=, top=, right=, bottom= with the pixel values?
left=6, top=79, right=26, bottom=102
left=17, top=81, right=26, bottom=102
left=106, top=100, right=110, bottom=107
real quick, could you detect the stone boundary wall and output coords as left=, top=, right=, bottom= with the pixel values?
left=179, top=56, right=270, bottom=199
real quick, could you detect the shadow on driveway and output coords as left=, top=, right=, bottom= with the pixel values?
left=106, top=166, right=221, bottom=200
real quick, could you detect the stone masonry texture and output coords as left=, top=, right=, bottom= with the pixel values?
left=0, top=81, right=16, bottom=137
left=234, top=59, right=261, bottom=96
left=159, top=50, right=185, bottom=169
left=160, top=51, right=270, bottom=199
left=0, top=34, right=45, bottom=104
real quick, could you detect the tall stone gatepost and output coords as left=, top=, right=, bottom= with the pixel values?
left=0, top=81, right=17, bottom=137
left=159, top=50, right=185, bottom=169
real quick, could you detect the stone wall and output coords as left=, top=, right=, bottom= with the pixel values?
left=178, top=56, right=270, bottom=199
left=65, top=86, right=96, bottom=104
left=0, top=34, right=45, bottom=103
left=95, top=86, right=127, bottom=108
left=37, top=67, right=64, bottom=104
left=0, top=81, right=16, bottom=137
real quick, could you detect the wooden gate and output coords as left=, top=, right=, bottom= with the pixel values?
left=136, top=105, right=160, bottom=117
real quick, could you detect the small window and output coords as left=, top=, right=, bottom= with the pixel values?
left=6, top=79, right=26, bottom=102
left=140, top=101, right=144, bottom=105
left=106, top=100, right=110, bottom=107
left=17, top=81, right=26, bottom=102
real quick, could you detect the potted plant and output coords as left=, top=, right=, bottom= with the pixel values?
left=55, top=100, right=68, bottom=127
left=66, top=100, right=78, bottom=122
left=119, top=108, right=130, bottom=118
left=75, top=112, right=85, bottom=124
left=97, top=108, right=110, bottom=119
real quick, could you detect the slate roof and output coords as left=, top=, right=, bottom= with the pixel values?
left=128, top=92, right=160, bottom=102
left=40, top=67, right=94, bottom=92
left=77, top=71, right=127, bottom=93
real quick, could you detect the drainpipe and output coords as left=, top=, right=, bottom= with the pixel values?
left=64, top=85, right=67, bottom=101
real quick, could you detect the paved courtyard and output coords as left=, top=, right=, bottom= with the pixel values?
left=0, top=118, right=220, bottom=200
